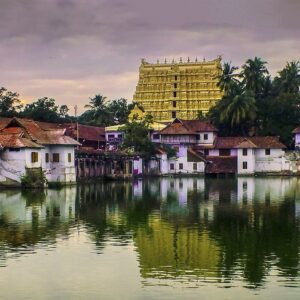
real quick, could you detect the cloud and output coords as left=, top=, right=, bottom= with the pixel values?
left=0, top=0, right=299, bottom=114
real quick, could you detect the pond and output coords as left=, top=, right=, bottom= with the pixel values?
left=0, top=177, right=300, bottom=299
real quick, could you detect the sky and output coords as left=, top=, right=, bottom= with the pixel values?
left=0, top=0, right=299, bottom=114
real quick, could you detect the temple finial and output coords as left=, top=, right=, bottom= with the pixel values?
left=195, top=57, right=198, bottom=62
left=187, top=57, right=190, bottom=62
left=179, top=57, right=182, bottom=63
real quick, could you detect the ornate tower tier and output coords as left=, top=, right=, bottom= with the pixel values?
left=133, top=57, right=223, bottom=122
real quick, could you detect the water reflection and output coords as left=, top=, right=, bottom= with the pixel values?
left=0, top=177, right=300, bottom=294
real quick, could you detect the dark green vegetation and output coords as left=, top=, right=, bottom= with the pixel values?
left=209, top=58, right=300, bottom=147
left=121, top=114, right=155, bottom=158
left=0, top=89, right=133, bottom=126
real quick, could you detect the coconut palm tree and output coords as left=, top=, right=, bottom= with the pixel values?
left=220, top=86, right=257, bottom=136
left=241, top=57, right=269, bottom=98
left=216, top=62, right=240, bottom=95
left=84, top=94, right=111, bottom=126
left=273, top=61, right=300, bottom=94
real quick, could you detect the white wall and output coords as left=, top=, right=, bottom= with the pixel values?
left=237, top=148, right=255, bottom=174
left=254, top=149, right=284, bottom=173
left=295, top=133, right=300, bottom=148
left=43, top=145, right=76, bottom=184
left=196, top=132, right=215, bottom=145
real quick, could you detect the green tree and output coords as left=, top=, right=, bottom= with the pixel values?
left=0, top=87, right=22, bottom=117
left=273, top=61, right=300, bottom=94
left=121, top=114, right=155, bottom=158
left=107, top=98, right=130, bottom=124
left=21, top=97, right=60, bottom=122
left=241, top=57, right=269, bottom=98
left=59, top=105, right=69, bottom=118
left=209, top=83, right=257, bottom=136
left=216, top=62, right=240, bottom=95
left=82, top=94, right=111, bottom=126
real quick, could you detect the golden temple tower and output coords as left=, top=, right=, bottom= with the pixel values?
left=133, top=57, right=223, bottom=122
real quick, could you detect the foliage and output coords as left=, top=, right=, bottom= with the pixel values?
left=0, top=87, right=22, bottom=117
left=161, top=144, right=177, bottom=159
left=215, top=62, right=240, bottom=95
left=21, top=168, right=48, bottom=188
left=209, top=58, right=300, bottom=146
left=121, top=114, right=155, bottom=158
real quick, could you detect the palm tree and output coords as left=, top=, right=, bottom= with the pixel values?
left=216, top=62, right=240, bottom=95
left=241, top=57, right=269, bottom=98
left=84, top=94, right=111, bottom=126
left=273, top=61, right=300, bottom=94
left=220, top=86, right=257, bottom=136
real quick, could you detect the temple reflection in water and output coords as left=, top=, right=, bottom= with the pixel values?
left=0, top=177, right=300, bottom=288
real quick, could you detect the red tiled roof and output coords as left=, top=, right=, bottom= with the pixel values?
left=214, top=136, right=286, bottom=149
left=0, top=135, right=43, bottom=149
left=292, top=126, right=300, bottom=134
left=205, top=156, right=237, bottom=174
left=37, top=122, right=105, bottom=142
left=0, top=117, right=11, bottom=130
left=187, top=148, right=207, bottom=162
left=0, top=118, right=80, bottom=147
left=160, top=118, right=217, bottom=135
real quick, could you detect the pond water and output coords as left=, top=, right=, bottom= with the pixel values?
left=0, top=177, right=300, bottom=300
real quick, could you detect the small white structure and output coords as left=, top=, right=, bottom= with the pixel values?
left=0, top=118, right=80, bottom=186
left=293, top=126, right=300, bottom=149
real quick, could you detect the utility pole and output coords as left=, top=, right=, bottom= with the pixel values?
left=74, top=105, right=79, bottom=149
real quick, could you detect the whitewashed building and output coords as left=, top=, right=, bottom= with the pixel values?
left=0, top=118, right=80, bottom=186
left=293, top=126, right=300, bottom=149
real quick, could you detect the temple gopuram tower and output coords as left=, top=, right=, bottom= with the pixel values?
left=133, top=57, right=223, bottom=122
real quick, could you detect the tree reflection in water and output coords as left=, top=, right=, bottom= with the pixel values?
left=0, top=177, right=299, bottom=289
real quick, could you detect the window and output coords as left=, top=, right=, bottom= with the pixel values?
left=193, top=163, right=197, bottom=171
left=108, top=134, right=114, bottom=139
left=53, top=153, right=60, bottom=163
left=45, top=153, right=49, bottom=163
left=265, top=149, right=270, bottom=155
left=172, top=111, right=176, bottom=118
left=173, top=91, right=177, bottom=97
left=242, top=149, right=248, bottom=156
left=242, top=162, right=247, bottom=169
left=204, top=149, right=209, bottom=156
left=170, top=163, right=175, bottom=170
left=179, top=163, right=183, bottom=170
left=9, top=148, right=20, bottom=152
left=118, top=134, right=122, bottom=139
left=204, top=133, right=208, bottom=140
left=68, top=153, right=72, bottom=163
left=174, top=83, right=177, bottom=89
left=196, top=134, right=200, bottom=140
left=172, top=101, right=176, bottom=108
left=152, top=134, right=160, bottom=140
left=31, top=152, right=38, bottom=163
left=174, top=75, right=177, bottom=81
left=219, top=149, right=231, bottom=156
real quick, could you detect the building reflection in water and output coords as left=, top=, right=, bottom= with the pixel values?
left=0, top=177, right=299, bottom=288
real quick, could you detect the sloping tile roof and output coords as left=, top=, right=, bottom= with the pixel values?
left=214, top=136, right=286, bottom=149
left=0, top=135, right=43, bottom=149
left=187, top=148, right=207, bottom=162
left=37, top=122, right=105, bottom=142
left=292, top=126, right=300, bottom=134
left=0, top=117, right=11, bottom=130
left=0, top=118, right=80, bottom=147
left=160, top=118, right=217, bottom=135
left=205, top=156, right=237, bottom=174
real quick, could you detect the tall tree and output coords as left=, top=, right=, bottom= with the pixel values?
left=121, top=114, right=155, bottom=158
left=273, top=61, right=300, bottom=94
left=241, top=57, right=269, bottom=98
left=0, top=87, right=22, bottom=117
left=82, top=94, right=111, bottom=126
left=208, top=83, right=257, bottom=136
left=107, top=98, right=130, bottom=124
left=216, top=62, right=240, bottom=95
